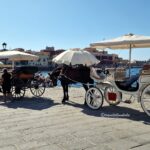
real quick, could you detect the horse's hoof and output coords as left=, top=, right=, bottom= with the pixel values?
left=62, top=99, right=66, bottom=103
left=65, top=96, right=69, bottom=101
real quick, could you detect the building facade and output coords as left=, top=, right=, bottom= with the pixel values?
left=28, top=53, right=49, bottom=66
left=84, top=47, right=119, bottom=67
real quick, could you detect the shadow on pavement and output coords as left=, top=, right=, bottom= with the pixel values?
left=64, top=100, right=150, bottom=125
left=0, top=96, right=60, bottom=110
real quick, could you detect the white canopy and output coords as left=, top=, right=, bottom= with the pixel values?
left=53, top=49, right=99, bottom=66
left=90, top=33, right=150, bottom=49
left=90, top=33, right=150, bottom=76
left=0, top=50, right=39, bottom=61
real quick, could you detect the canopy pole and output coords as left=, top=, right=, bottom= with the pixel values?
left=12, top=61, right=15, bottom=69
left=129, top=44, right=132, bottom=77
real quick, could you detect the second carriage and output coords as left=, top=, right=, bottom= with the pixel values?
left=85, top=65, right=150, bottom=116
left=11, top=66, right=46, bottom=99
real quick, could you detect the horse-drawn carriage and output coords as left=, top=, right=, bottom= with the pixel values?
left=85, top=64, right=150, bottom=116
left=10, top=66, right=46, bottom=100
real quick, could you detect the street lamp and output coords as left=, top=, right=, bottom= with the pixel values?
left=2, top=42, right=7, bottom=50
left=1, top=42, right=7, bottom=64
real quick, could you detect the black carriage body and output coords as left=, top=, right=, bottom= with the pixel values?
left=13, top=66, right=38, bottom=77
left=12, top=66, right=39, bottom=85
left=11, top=66, right=45, bottom=99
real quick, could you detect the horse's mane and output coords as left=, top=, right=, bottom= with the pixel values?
left=50, top=67, right=62, bottom=77
left=51, top=65, right=90, bottom=78
left=60, top=65, right=90, bottom=79
left=64, top=65, right=90, bottom=72
left=53, top=66, right=62, bottom=72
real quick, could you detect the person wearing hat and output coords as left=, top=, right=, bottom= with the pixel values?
left=1, top=68, right=12, bottom=101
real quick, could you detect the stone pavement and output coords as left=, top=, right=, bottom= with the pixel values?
left=0, top=87, right=149, bottom=150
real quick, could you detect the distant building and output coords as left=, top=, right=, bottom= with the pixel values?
left=84, top=47, right=119, bottom=67
left=40, top=47, right=65, bottom=66
left=28, top=54, right=49, bottom=66
left=147, top=59, right=150, bottom=64
left=40, top=46, right=55, bottom=57
left=0, top=46, right=65, bottom=69
left=13, top=48, right=25, bottom=52
left=40, top=47, right=65, bottom=58
left=131, top=60, right=147, bottom=67
left=18, top=47, right=64, bottom=68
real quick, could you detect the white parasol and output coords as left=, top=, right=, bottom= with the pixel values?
left=0, top=50, right=39, bottom=61
left=0, top=50, right=39, bottom=68
left=53, top=48, right=99, bottom=66
left=90, top=33, right=150, bottom=76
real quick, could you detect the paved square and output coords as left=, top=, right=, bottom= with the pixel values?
left=0, top=87, right=149, bottom=150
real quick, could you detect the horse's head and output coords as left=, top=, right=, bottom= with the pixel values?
left=48, top=72, right=57, bottom=87
left=48, top=67, right=61, bottom=87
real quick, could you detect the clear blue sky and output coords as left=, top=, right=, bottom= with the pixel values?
left=0, top=0, right=150, bottom=60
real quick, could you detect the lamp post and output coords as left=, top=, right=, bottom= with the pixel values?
left=2, top=42, right=7, bottom=64
left=2, top=42, right=7, bottom=51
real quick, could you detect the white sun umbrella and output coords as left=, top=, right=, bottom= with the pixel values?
left=0, top=50, right=39, bottom=68
left=53, top=49, right=99, bottom=66
left=90, top=33, right=150, bottom=76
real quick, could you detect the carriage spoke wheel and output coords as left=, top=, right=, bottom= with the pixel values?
left=85, top=87, right=103, bottom=110
left=104, top=86, right=121, bottom=106
left=11, top=78, right=25, bottom=100
left=140, top=84, right=150, bottom=116
left=30, top=79, right=45, bottom=97
left=11, top=86, right=25, bottom=100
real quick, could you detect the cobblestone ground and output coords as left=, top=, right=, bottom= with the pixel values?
left=0, top=87, right=150, bottom=150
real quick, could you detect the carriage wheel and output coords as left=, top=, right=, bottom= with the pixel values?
left=11, top=78, right=26, bottom=100
left=104, top=86, right=121, bottom=106
left=29, top=79, right=45, bottom=97
left=85, top=87, right=103, bottom=110
left=11, top=86, right=25, bottom=100
left=140, top=84, right=150, bottom=116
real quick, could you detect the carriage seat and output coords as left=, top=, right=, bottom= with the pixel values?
left=115, top=74, right=139, bottom=91
left=141, top=64, right=150, bottom=75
